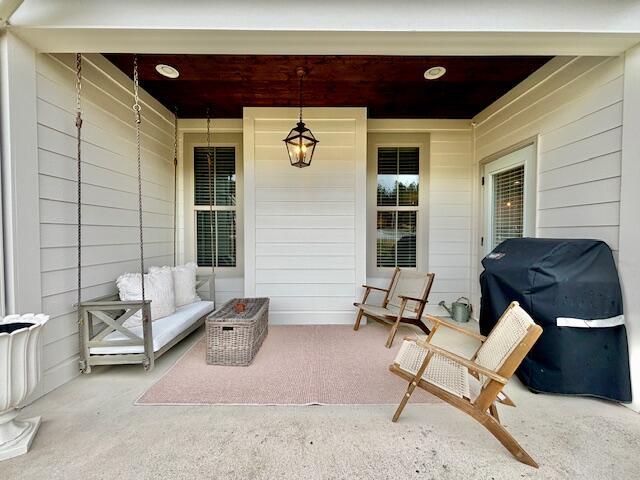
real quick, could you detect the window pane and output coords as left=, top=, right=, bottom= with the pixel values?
left=492, top=165, right=525, bottom=248
left=194, top=147, right=236, bottom=206
left=398, top=147, right=419, bottom=206
left=377, top=147, right=419, bottom=206
left=194, top=147, right=211, bottom=206
left=196, top=210, right=213, bottom=267
left=215, top=147, right=236, bottom=206
left=376, top=211, right=397, bottom=267
left=216, top=211, right=236, bottom=267
left=376, top=210, right=417, bottom=268
left=377, top=148, right=398, bottom=206
left=396, top=211, right=417, bottom=267
left=196, top=211, right=237, bottom=267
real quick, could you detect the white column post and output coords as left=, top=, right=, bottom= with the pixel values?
left=619, top=43, right=640, bottom=412
left=0, top=31, right=42, bottom=314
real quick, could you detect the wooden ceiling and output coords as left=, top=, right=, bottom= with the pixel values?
left=104, top=54, right=551, bottom=119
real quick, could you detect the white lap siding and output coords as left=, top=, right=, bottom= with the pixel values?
left=243, top=108, right=367, bottom=324
left=36, top=53, right=175, bottom=396
left=473, top=56, right=624, bottom=306
left=428, top=130, right=473, bottom=313
left=365, top=125, right=473, bottom=317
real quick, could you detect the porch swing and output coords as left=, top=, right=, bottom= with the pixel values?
left=76, top=55, right=215, bottom=373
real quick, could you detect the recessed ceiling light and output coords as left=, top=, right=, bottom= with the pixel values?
left=155, top=64, right=180, bottom=79
left=424, top=66, right=446, bottom=80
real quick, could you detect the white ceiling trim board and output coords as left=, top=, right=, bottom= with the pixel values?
left=7, top=29, right=640, bottom=57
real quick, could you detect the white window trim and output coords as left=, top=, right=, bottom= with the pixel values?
left=368, top=141, right=428, bottom=275
left=184, top=140, right=244, bottom=277
left=481, top=137, right=538, bottom=255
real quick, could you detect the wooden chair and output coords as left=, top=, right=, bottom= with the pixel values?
left=353, top=268, right=435, bottom=348
left=389, top=301, right=543, bottom=468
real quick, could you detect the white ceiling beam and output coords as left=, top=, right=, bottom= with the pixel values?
left=8, top=29, right=640, bottom=56
left=8, top=1, right=640, bottom=56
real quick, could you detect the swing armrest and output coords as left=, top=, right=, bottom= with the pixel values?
left=413, top=338, right=507, bottom=384
left=79, top=299, right=150, bottom=308
left=79, top=300, right=153, bottom=357
left=74, top=293, right=119, bottom=306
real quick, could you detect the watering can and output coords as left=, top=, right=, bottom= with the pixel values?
left=438, top=297, right=472, bottom=323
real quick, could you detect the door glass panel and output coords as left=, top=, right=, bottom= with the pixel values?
left=492, top=165, right=525, bottom=248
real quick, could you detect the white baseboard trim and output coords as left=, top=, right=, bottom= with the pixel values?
left=268, top=311, right=355, bottom=325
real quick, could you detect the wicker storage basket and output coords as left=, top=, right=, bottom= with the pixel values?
left=205, top=298, right=269, bottom=366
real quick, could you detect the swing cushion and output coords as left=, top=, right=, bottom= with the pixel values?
left=149, top=263, right=200, bottom=307
left=117, top=269, right=176, bottom=327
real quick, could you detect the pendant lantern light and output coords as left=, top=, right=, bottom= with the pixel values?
left=283, top=67, right=318, bottom=168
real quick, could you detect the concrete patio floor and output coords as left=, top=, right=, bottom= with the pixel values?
left=4, top=321, right=640, bottom=480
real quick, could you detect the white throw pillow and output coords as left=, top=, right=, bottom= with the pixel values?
left=116, top=269, right=176, bottom=327
left=150, top=263, right=200, bottom=307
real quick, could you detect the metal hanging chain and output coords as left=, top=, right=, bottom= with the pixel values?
left=132, top=55, right=146, bottom=304
left=76, top=53, right=83, bottom=326
left=206, top=108, right=216, bottom=290
left=298, top=72, right=303, bottom=123
left=173, top=106, right=178, bottom=266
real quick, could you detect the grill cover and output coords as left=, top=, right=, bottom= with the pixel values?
left=479, top=238, right=631, bottom=402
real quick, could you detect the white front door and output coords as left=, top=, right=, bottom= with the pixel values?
left=482, top=143, right=536, bottom=255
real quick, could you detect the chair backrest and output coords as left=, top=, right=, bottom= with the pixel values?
left=386, top=268, right=435, bottom=313
left=475, top=301, right=542, bottom=387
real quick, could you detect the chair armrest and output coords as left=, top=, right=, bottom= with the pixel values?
left=362, top=284, right=389, bottom=293
left=398, top=294, right=427, bottom=304
left=424, top=315, right=486, bottom=341
left=412, top=338, right=507, bottom=384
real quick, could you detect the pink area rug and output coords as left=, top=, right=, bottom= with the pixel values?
left=136, top=324, right=439, bottom=405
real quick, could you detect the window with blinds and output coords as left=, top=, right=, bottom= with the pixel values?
left=196, top=211, right=236, bottom=267
left=376, top=147, right=419, bottom=268
left=492, top=165, right=525, bottom=248
left=194, top=146, right=237, bottom=267
left=194, top=147, right=236, bottom=206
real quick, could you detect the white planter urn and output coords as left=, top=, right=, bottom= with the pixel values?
left=0, top=313, right=49, bottom=461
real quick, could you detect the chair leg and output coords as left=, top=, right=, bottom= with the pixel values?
left=392, top=351, right=433, bottom=422
left=489, top=403, right=500, bottom=423
left=386, top=298, right=408, bottom=348
left=385, top=317, right=402, bottom=348
left=497, top=391, right=516, bottom=407
left=392, top=379, right=418, bottom=422
left=477, top=411, right=538, bottom=468
left=354, top=308, right=365, bottom=331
